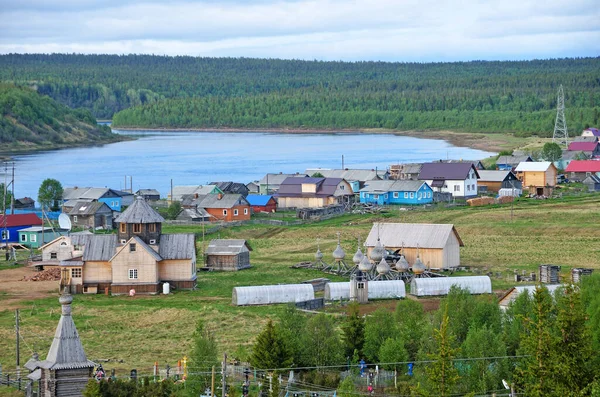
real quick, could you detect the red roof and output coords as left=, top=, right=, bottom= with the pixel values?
left=565, top=160, right=600, bottom=173
left=0, top=213, right=42, bottom=227
left=568, top=142, right=599, bottom=151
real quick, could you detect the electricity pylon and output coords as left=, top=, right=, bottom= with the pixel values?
left=552, top=84, right=569, bottom=149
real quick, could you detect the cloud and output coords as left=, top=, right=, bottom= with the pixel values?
left=0, top=0, right=598, bottom=61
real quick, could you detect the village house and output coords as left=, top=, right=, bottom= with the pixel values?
left=476, top=170, right=521, bottom=193
left=581, top=127, right=600, bottom=138
left=564, top=160, right=600, bottom=182
left=67, top=201, right=113, bottom=230
left=258, top=173, right=308, bottom=195
left=18, top=227, right=65, bottom=249
left=389, top=163, right=422, bottom=180
left=169, top=185, right=222, bottom=202
left=14, top=197, right=35, bottom=209
left=245, top=194, right=278, bottom=213
left=176, top=207, right=211, bottom=222
left=304, top=168, right=383, bottom=192
left=25, top=292, right=95, bottom=397
left=135, top=189, right=161, bottom=201
left=210, top=181, right=250, bottom=196
left=274, top=177, right=354, bottom=209
left=583, top=174, right=600, bottom=192
left=205, top=239, right=252, bottom=271
left=574, top=135, right=598, bottom=143
left=195, top=193, right=251, bottom=222
left=359, top=180, right=433, bottom=205
left=439, top=159, right=485, bottom=170
left=39, top=233, right=90, bottom=265
left=365, top=222, right=464, bottom=270
left=246, top=181, right=260, bottom=194
left=514, top=161, right=557, bottom=196
left=566, top=141, right=600, bottom=158
left=418, top=162, right=480, bottom=198
left=62, top=187, right=133, bottom=212
left=53, top=197, right=197, bottom=295
left=496, top=155, right=533, bottom=171
left=0, top=213, right=42, bottom=244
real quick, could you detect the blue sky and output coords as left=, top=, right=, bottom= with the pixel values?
left=0, top=0, right=598, bottom=61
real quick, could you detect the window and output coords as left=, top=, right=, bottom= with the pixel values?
left=31, top=234, right=37, bottom=243
left=393, top=192, right=399, bottom=198
left=71, top=268, right=82, bottom=278
left=149, top=239, right=156, bottom=245
left=129, top=243, right=136, bottom=252
left=410, top=192, right=414, bottom=198
left=244, top=208, right=248, bottom=215
left=133, top=224, right=141, bottom=234
left=223, top=209, right=228, bottom=216
left=361, top=192, right=365, bottom=198
left=428, top=192, right=432, bottom=198
left=148, top=223, right=156, bottom=232
left=50, top=252, right=57, bottom=259
left=374, top=194, right=379, bottom=199
left=472, top=184, right=476, bottom=191
left=418, top=192, right=422, bottom=199
left=120, top=239, right=127, bottom=244
left=384, top=194, right=388, bottom=199
left=73, top=216, right=77, bottom=223
left=340, top=185, right=344, bottom=190
left=467, top=185, right=470, bottom=191
left=404, top=192, right=408, bottom=198
left=21, top=234, right=27, bottom=242
left=120, top=223, right=126, bottom=233
left=454, top=185, right=460, bottom=192
left=358, top=282, right=365, bottom=289
left=234, top=209, right=239, bottom=216
left=128, top=269, right=138, bottom=279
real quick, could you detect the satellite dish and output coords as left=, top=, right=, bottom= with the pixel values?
left=58, top=213, right=72, bottom=231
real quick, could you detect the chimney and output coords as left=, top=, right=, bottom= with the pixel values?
left=194, top=193, right=198, bottom=199
left=217, top=193, right=223, bottom=200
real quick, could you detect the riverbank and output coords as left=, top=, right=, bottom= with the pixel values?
left=112, top=126, right=543, bottom=153
left=0, top=134, right=133, bottom=158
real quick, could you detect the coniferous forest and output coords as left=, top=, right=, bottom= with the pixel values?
left=0, top=54, right=599, bottom=136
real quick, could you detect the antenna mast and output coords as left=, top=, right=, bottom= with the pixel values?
left=552, top=84, right=569, bottom=149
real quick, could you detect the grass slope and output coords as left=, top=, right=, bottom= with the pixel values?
left=1, top=193, right=600, bottom=375
left=0, top=83, right=127, bottom=152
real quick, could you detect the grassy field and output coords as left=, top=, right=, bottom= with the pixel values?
left=2, top=192, right=600, bottom=378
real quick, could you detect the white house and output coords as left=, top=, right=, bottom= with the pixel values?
left=418, top=162, right=480, bottom=198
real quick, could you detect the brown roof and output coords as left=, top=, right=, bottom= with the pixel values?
left=275, top=177, right=350, bottom=198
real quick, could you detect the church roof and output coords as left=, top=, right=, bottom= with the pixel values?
left=115, top=196, right=165, bottom=224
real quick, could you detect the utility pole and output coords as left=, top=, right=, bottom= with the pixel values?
left=10, top=163, right=14, bottom=215
left=15, top=309, right=20, bottom=390
left=342, top=155, right=344, bottom=170
left=222, top=353, right=227, bottom=397
left=170, top=179, right=173, bottom=206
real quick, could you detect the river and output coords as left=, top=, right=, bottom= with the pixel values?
left=6, top=129, right=494, bottom=200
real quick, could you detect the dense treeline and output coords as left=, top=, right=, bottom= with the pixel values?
left=1, top=54, right=599, bottom=134
left=0, top=83, right=123, bottom=149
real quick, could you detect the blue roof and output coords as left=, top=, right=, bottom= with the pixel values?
left=246, top=195, right=274, bottom=206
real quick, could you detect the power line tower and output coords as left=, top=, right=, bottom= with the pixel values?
left=552, top=84, right=569, bottom=148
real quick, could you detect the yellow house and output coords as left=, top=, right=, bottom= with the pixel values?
left=514, top=161, right=557, bottom=196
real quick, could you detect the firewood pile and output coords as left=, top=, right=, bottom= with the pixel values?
left=22, top=267, right=61, bottom=281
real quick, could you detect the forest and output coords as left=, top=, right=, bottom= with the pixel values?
left=0, top=54, right=598, bottom=135
left=84, top=279, right=600, bottom=397
left=0, top=83, right=124, bottom=149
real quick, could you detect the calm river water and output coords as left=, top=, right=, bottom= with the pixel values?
left=8, top=130, right=494, bottom=199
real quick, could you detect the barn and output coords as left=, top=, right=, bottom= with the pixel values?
left=205, top=239, right=252, bottom=271
left=364, top=223, right=464, bottom=269
left=245, top=194, right=277, bottom=213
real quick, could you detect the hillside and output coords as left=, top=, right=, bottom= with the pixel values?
left=1, top=54, right=599, bottom=135
left=0, top=83, right=126, bottom=152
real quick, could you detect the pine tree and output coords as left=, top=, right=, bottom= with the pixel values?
left=250, top=320, right=293, bottom=372
left=425, top=307, right=460, bottom=397
left=341, top=302, right=365, bottom=359
left=187, top=320, right=219, bottom=397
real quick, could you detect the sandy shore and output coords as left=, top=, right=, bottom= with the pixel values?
left=113, top=126, right=524, bottom=153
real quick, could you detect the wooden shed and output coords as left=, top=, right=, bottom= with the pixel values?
left=205, top=239, right=252, bottom=271
left=364, top=223, right=464, bottom=269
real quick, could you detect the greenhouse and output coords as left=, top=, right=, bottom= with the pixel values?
left=232, top=284, right=315, bottom=306
left=324, top=280, right=406, bottom=300
left=410, top=276, right=492, bottom=297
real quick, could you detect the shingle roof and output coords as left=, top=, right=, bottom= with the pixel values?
left=246, top=195, right=275, bottom=206
left=418, top=163, right=478, bottom=181
left=115, top=196, right=165, bottom=224
left=515, top=161, right=554, bottom=172
left=82, top=235, right=117, bottom=261
left=196, top=194, right=248, bottom=209
left=68, top=201, right=109, bottom=216
left=159, top=234, right=196, bottom=260
left=359, top=180, right=426, bottom=193
left=210, top=182, right=249, bottom=195
left=206, top=239, right=251, bottom=255
left=565, top=160, right=600, bottom=173
left=0, top=213, right=42, bottom=227
left=136, top=189, right=160, bottom=196
left=568, top=142, right=599, bottom=151
left=365, top=223, right=464, bottom=248
left=477, top=170, right=513, bottom=182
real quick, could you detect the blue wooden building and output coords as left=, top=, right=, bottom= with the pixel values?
left=0, top=213, right=43, bottom=244
left=359, top=180, right=433, bottom=205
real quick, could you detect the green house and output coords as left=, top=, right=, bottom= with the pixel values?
left=18, top=227, right=66, bottom=248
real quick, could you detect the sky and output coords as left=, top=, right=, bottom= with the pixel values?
left=0, top=0, right=599, bottom=62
